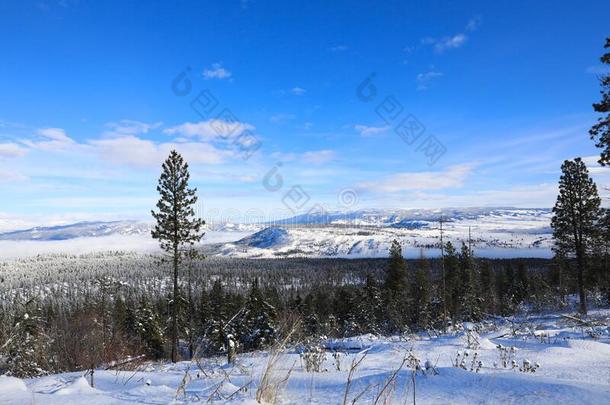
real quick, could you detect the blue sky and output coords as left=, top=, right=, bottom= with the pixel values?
left=1, top=0, right=609, bottom=227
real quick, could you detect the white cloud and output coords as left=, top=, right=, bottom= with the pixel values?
left=354, top=124, right=390, bottom=137
left=164, top=119, right=254, bottom=141
left=421, top=18, right=479, bottom=54
left=291, top=87, right=306, bottom=95
left=0, top=143, right=28, bottom=158
left=104, top=120, right=162, bottom=136
left=329, top=45, right=348, bottom=52
left=203, top=63, right=232, bottom=80
left=22, top=128, right=75, bottom=151
left=434, top=34, right=467, bottom=53
left=416, top=69, right=443, bottom=90
left=269, top=151, right=297, bottom=162
left=302, top=150, right=336, bottom=164
left=360, top=164, right=474, bottom=193
left=466, top=16, right=481, bottom=32
left=90, top=136, right=227, bottom=168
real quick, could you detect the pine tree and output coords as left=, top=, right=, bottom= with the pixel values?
left=2, top=300, right=53, bottom=377
left=595, top=208, right=610, bottom=304
left=206, top=280, right=227, bottom=354
left=589, top=38, right=610, bottom=164
left=410, top=252, right=432, bottom=330
left=514, top=262, right=529, bottom=305
left=479, top=261, right=496, bottom=314
left=443, top=242, right=460, bottom=320
left=151, top=150, right=205, bottom=362
left=134, top=300, right=165, bottom=360
left=385, top=240, right=407, bottom=294
left=552, top=158, right=602, bottom=315
left=240, top=279, right=276, bottom=350
left=383, top=240, right=408, bottom=332
left=359, top=274, right=383, bottom=334
left=458, top=242, right=481, bottom=321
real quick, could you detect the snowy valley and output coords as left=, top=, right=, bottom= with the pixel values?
left=0, top=208, right=553, bottom=259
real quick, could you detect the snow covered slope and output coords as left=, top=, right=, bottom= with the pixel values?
left=2, top=309, right=609, bottom=404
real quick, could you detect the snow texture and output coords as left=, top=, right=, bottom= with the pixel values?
left=1, top=310, right=609, bottom=404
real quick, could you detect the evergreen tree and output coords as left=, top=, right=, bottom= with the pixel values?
left=458, top=243, right=481, bottom=321
left=359, top=274, right=383, bottom=334
left=383, top=240, right=408, bottom=332
left=240, top=279, right=276, bottom=350
left=2, top=300, right=52, bottom=377
left=514, top=262, right=529, bottom=305
left=479, top=261, right=496, bottom=314
left=151, top=150, right=205, bottom=362
left=206, top=280, right=228, bottom=353
left=443, top=242, right=460, bottom=320
left=595, top=208, right=610, bottom=304
left=589, top=38, right=610, bottom=164
left=410, top=252, right=432, bottom=330
left=385, top=240, right=407, bottom=294
left=134, top=300, right=165, bottom=360
left=551, top=158, right=602, bottom=315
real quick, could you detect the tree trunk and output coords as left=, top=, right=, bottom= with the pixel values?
left=172, top=245, right=179, bottom=362
left=576, top=247, right=588, bottom=315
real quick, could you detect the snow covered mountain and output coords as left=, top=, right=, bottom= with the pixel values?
left=0, top=208, right=555, bottom=258
left=272, top=207, right=552, bottom=229
left=212, top=207, right=554, bottom=259
left=0, top=221, right=152, bottom=241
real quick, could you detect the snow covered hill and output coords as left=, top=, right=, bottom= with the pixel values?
left=214, top=208, right=554, bottom=259
left=0, top=221, right=151, bottom=241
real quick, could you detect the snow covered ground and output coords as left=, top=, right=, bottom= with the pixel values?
left=2, top=310, right=608, bottom=404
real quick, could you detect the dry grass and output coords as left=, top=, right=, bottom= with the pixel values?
left=255, top=320, right=300, bottom=404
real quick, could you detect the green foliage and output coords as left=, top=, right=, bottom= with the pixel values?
left=134, top=300, right=165, bottom=360
left=590, top=38, right=610, bottom=164
left=1, top=300, right=53, bottom=378
left=151, top=150, right=205, bottom=362
left=552, top=158, right=602, bottom=314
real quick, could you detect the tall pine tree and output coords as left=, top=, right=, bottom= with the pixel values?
left=151, top=150, right=205, bottom=362
left=590, top=38, right=610, bottom=164
left=551, top=158, right=601, bottom=315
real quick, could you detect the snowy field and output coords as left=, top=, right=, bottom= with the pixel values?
left=2, top=309, right=609, bottom=404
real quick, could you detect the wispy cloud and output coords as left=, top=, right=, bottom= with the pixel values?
left=434, top=34, right=467, bottom=53
left=90, top=136, right=228, bottom=168
left=291, top=87, right=306, bottom=95
left=421, top=17, right=481, bottom=54
left=416, top=69, right=443, bottom=90
left=203, top=63, right=232, bottom=80
left=164, top=119, right=254, bottom=141
left=22, top=128, right=76, bottom=151
left=359, top=164, right=474, bottom=193
left=329, top=45, right=348, bottom=52
left=104, top=120, right=162, bottom=136
left=0, top=143, right=28, bottom=158
left=302, top=150, right=336, bottom=164
left=354, top=124, right=390, bottom=137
